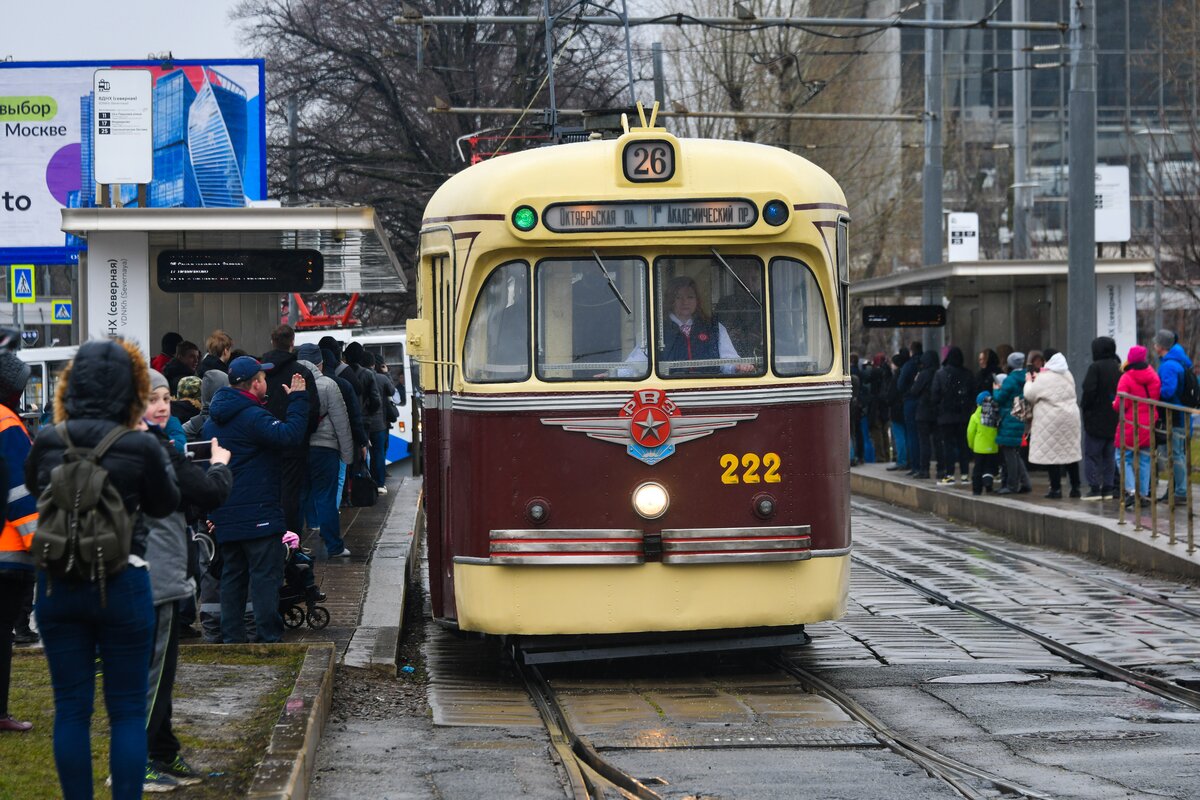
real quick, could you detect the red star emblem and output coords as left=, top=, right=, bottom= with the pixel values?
left=630, top=405, right=671, bottom=447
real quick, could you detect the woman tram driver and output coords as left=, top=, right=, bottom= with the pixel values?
left=626, top=276, right=754, bottom=376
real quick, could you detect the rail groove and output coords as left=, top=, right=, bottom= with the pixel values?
left=512, top=649, right=662, bottom=800
left=770, top=657, right=1055, bottom=800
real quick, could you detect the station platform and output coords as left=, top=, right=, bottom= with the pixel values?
left=851, top=461, right=1200, bottom=583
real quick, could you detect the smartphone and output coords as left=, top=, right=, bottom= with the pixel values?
left=185, top=440, right=213, bottom=462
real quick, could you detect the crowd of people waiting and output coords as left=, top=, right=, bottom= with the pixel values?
left=0, top=324, right=404, bottom=797
left=850, top=329, right=1196, bottom=504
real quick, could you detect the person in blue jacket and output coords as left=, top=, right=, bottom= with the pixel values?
left=202, top=356, right=309, bottom=644
left=1153, top=329, right=1193, bottom=503
left=896, top=341, right=923, bottom=477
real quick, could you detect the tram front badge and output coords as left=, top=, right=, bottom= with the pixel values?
left=540, top=389, right=757, bottom=466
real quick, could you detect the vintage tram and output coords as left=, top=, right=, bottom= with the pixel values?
left=408, top=108, right=851, bottom=649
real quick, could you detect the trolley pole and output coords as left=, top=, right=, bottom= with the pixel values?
left=921, top=0, right=944, bottom=352
left=1067, top=0, right=1096, bottom=394
left=1011, top=0, right=1031, bottom=260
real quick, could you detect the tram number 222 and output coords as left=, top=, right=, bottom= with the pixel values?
left=720, top=453, right=782, bottom=484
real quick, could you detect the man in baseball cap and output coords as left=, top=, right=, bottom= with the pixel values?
left=202, top=356, right=307, bottom=644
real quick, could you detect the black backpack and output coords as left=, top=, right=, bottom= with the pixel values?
left=32, top=424, right=134, bottom=604
left=1179, top=367, right=1200, bottom=408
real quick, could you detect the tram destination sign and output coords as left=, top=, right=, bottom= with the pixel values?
left=157, top=249, right=324, bottom=293
left=543, top=198, right=758, bottom=233
left=862, top=305, right=946, bottom=328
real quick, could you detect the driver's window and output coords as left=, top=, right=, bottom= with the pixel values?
left=653, top=255, right=765, bottom=378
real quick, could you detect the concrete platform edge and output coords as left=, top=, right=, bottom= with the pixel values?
left=341, top=474, right=423, bottom=674
left=246, top=642, right=337, bottom=800
left=851, top=470, right=1200, bottom=582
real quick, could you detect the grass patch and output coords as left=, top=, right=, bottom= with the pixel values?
left=0, top=645, right=307, bottom=799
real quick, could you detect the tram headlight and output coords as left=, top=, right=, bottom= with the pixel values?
left=632, top=482, right=670, bottom=520
left=512, top=205, right=538, bottom=231
left=763, top=199, right=790, bottom=227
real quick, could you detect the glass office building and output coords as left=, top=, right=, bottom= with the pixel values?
left=901, top=0, right=1192, bottom=251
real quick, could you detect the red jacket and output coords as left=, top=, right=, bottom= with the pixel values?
left=1114, top=365, right=1160, bottom=449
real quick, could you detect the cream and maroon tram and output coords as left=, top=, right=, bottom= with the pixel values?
left=407, top=109, right=851, bottom=650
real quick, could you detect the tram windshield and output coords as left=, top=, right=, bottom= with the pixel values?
left=535, top=256, right=649, bottom=381
left=463, top=252, right=835, bottom=385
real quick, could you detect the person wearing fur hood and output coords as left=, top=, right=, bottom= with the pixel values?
left=1023, top=352, right=1083, bottom=498
left=25, top=338, right=181, bottom=800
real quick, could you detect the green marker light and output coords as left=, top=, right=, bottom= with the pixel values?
left=513, top=206, right=537, bottom=231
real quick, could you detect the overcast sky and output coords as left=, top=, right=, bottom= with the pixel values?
left=3, top=1, right=251, bottom=62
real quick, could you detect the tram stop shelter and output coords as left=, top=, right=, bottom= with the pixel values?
left=849, top=258, right=1154, bottom=357
left=60, top=206, right=406, bottom=352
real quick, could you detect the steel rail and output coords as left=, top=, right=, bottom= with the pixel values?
left=850, top=499, right=1200, bottom=618
left=851, top=552, right=1200, bottom=713
left=770, top=657, right=1056, bottom=800
left=394, top=15, right=1067, bottom=32
left=513, top=650, right=663, bottom=800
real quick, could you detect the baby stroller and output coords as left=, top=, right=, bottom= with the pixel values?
left=280, top=536, right=330, bottom=631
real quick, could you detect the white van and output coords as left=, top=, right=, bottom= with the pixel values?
left=293, top=328, right=416, bottom=464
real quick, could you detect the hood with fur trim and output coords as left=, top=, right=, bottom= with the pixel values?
left=55, top=338, right=149, bottom=427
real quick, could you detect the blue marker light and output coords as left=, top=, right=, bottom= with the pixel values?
left=763, top=200, right=790, bottom=227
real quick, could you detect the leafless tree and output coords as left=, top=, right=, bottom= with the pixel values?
left=234, top=0, right=630, bottom=325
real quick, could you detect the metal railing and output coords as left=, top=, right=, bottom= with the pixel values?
left=1115, top=392, right=1196, bottom=553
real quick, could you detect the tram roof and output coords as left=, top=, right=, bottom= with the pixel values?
left=422, top=135, right=846, bottom=221
left=849, top=258, right=1154, bottom=296
left=61, top=206, right=406, bottom=293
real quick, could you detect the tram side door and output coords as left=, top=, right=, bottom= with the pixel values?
left=429, top=251, right=458, bottom=607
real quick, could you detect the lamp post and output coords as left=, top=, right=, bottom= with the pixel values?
left=1135, top=127, right=1174, bottom=334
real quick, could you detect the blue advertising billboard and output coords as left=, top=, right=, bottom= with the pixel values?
left=0, top=60, right=267, bottom=265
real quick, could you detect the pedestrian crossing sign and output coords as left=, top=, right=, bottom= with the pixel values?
left=51, top=300, right=73, bottom=325
left=9, top=265, right=34, bottom=304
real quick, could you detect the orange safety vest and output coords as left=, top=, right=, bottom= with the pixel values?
left=0, top=405, right=35, bottom=568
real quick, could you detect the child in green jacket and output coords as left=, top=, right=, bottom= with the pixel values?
left=967, top=390, right=1001, bottom=495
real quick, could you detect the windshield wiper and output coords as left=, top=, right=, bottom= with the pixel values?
left=591, top=250, right=632, bottom=315
left=711, top=247, right=762, bottom=307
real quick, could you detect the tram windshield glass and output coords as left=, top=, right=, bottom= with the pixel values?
left=771, top=258, right=834, bottom=376
left=653, top=254, right=765, bottom=378
left=463, top=260, right=531, bottom=383
left=535, top=256, right=649, bottom=381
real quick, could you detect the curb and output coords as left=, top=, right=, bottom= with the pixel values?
left=246, top=642, right=337, bottom=800
left=851, top=470, right=1200, bottom=582
left=342, top=475, right=423, bottom=674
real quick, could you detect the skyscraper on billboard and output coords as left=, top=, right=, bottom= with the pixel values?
left=76, top=66, right=251, bottom=209
left=187, top=69, right=248, bottom=208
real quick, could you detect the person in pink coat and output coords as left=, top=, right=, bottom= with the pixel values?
left=1113, top=344, right=1161, bottom=505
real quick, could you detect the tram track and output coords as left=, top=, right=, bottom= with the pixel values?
left=849, top=547, right=1200, bottom=713
left=769, top=656, right=1054, bottom=800
left=851, top=499, right=1200, bottom=619
left=511, top=641, right=1056, bottom=800
left=513, top=653, right=664, bottom=800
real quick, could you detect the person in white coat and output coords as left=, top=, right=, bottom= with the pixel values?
left=1023, top=351, right=1083, bottom=498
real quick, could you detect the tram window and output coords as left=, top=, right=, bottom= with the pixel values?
left=535, top=256, right=648, bottom=381
left=652, top=254, right=764, bottom=379
left=463, top=261, right=531, bottom=383
left=771, top=258, right=834, bottom=376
